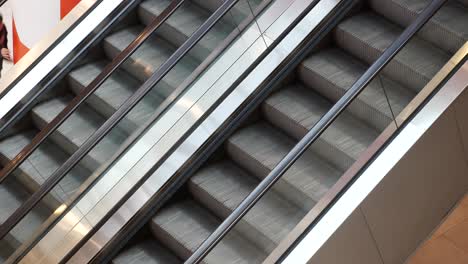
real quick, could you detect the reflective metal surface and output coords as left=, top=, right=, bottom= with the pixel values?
left=281, top=43, right=468, bottom=263
left=70, top=1, right=341, bottom=262
left=14, top=0, right=466, bottom=263
left=0, top=0, right=120, bottom=119
left=17, top=0, right=342, bottom=263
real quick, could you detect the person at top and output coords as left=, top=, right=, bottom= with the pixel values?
left=0, top=14, right=10, bottom=78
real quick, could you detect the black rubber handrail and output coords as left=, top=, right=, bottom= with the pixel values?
left=50, top=0, right=243, bottom=262
left=0, top=0, right=110, bottom=104
left=185, top=0, right=447, bottom=263
left=0, top=0, right=138, bottom=138
left=85, top=0, right=354, bottom=262
left=0, top=0, right=183, bottom=185
left=54, top=0, right=287, bottom=262
left=0, top=0, right=7, bottom=7
left=3, top=0, right=245, bottom=259
left=0, top=0, right=187, bottom=241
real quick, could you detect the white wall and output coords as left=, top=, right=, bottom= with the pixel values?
left=0, top=1, right=13, bottom=77
left=309, top=85, right=468, bottom=264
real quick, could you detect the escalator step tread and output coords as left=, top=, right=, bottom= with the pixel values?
left=108, top=1, right=468, bottom=262
left=226, top=122, right=341, bottom=210
left=0, top=179, right=50, bottom=249
left=192, top=0, right=263, bottom=19
left=0, top=240, right=14, bottom=262
left=139, top=0, right=234, bottom=61
left=113, top=240, right=181, bottom=264
left=335, top=12, right=450, bottom=92
left=103, top=26, right=198, bottom=90
left=0, top=180, right=33, bottom=224
left=150, top=199, right=266, bottom=263
left=139, top=0, right=209, bottom=41
left=369, top=0, right=468, bottom=53
left=298, top=48, right=414, bottom=131
left=0, top=131, right=89, bottom=205
left=263, top=84, right=379, bottom=171
left=68, top=61, right=164, bottom=134
left=31, top=97, right=128, bottom=170
left=188, top=161, right=304, bottom=252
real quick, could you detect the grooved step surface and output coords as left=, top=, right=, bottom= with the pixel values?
left=31, top=97, right=128, bottom=171
left=226, top=122, right=341, bottom=210
left=369, top=0, right=468, bottom=53
left=298, top=48, right=414, bottom=131
left=0, top=132, right=89, bottom=206
left=0, top=239, right=14, bottom=262
left=12, top=0, right=468, bottom=263
left=192, top=0, right=263, bottom=22
left=263, top=84, right=379, bottom=171
left=150, top=200, right=266, bottom=263
left=0, top=180, right=29, bottom=226
left=188, top=161, right=304, bottom=252
left=335, top=12, right=450, bottom=92
left=103, top=26, right=198, bottom=92
left=113, top=240, right=181, bottom=264
left=0, top=178, right=50, bottom=250
left=69, top=61, right=164, bottom=134
left=139, top=0, right=235, bottom=61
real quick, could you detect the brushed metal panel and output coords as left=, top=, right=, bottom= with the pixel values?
left=308, top=208, right=383, bottom=264
left=360, top=107, right=468, bottom=264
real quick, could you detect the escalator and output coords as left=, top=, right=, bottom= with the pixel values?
left=0, top=0, right=259, bottom=260
left=109, top=0, right=468, bottom=263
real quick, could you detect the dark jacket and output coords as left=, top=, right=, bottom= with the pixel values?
left=0, top=23, right=7, bottom=49
left=0, top=23, right=7, bottom=71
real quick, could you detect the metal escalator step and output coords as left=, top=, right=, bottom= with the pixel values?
left=298, top=48, right=414, bottom=131
left=369, top=0, right=468, bottom=54
left=68, top=61, right=165, bottom=134
left=103, top=26, right=198, bottom=92
left=0, top=239, right=14, bottom=262
left=188, top=161, right=304, bottom=252
left=192, top=0, right=263, bottom=20
left=150, top=200, right=266, bottom=263
left=0, top=178, right=50, bottom=251
left=31, top=97, right=128, bottom=171
left=109, top=0, right=466, bottom=261
left=0, top=131, right=89, bottom=208
left=139, top=0, right=234, bottom=61
left=335, top=12, right=450, bottom=93
left=263, top=85, right=379, bottom=171
left=226, top=122, right=341, bottom=210
left=113, top=240, right=181, bottom=264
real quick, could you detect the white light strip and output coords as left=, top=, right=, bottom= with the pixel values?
left=0, top=0, right=123, bottom=120
left=282, top=60, right=468, bottom=264
left=283, top=124, right=420, bottom=263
